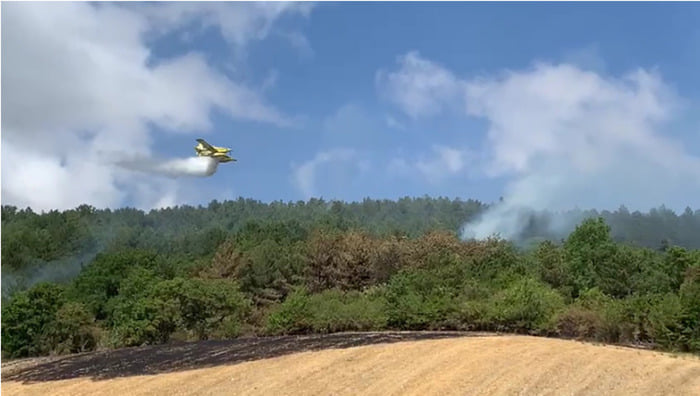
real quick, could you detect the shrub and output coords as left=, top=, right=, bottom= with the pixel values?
left=307, top=289, right=388, bottom=333
left=1, top=282, right=66, bottom=358
left=151, top=278, right=251, bottom=340
left=468, top=238, right=525, bottom=286
left=265, top=287, right=388, bottom=335
left=108, top=277, right=251, bottom=347
left=383, top=270, right=460, bottom=330
left=68, top=249, right=165, bottom=320
left=487, top=277, right=565, bottom=334
left=535, top=240, right=570, bottom=290
left=678, top=266, right=700, bottom=351
left=647, top=293, right=687, bottom=350
left=555, top=306, right=601, bottom=339
left=42, top=302, right=99, bottom=355
left=455, top=299, right=492, bottom=331
left=265, top=287, right=314, bottom=335
left=108, top=295, right=179, bottom=347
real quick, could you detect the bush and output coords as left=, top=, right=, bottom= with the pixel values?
left=109, top=295, right=179, bottom=347
left=455, top=299, right=492, bottom=330
left=555, top=306, right=602, bottom=339
left=647, top=294, right=687, bottom=350
left=307, top=289, right=388, bottom=333
left=42, top=302, right=99, bottom=355
left=265, top=287, right=387, bottom=335
left=154, top=278, right=251, bottom=340
left=265, top=287, right=314, bottom=335
left=68, top=249, right=166, bottom=320
left=383, top=270, right=460, bottom=330
left=487, top=277, right=565, bottom=334
left=108, top=277, right=251, bottom=347
left=1, top=282, right=66, bottom=358
left=677, top=266, right=700, bottom=351
left=534, top=240, right=570, bottom=290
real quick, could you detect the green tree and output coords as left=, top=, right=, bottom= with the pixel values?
left=42, top=302, right=99, bottom=355
left=564, top=217, right=617, bottom=296
left=69, top=249, right=166, bottom=319
left=1, top=283, right=66, bottom=358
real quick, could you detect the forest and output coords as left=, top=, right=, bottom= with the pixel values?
left=2, top=197, right=699, bottom=358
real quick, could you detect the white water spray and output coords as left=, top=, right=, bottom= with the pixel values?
left=113, top=155, right=220, bottom=178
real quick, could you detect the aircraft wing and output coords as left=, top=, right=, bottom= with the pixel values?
left=196, top=138, right=216, bottom=151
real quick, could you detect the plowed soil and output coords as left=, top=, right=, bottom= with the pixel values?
left=3, top=332, right=700, bottom=396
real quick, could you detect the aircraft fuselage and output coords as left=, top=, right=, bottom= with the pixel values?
left=194, top=139, right=236, bottom=163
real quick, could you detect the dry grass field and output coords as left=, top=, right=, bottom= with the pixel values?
left=3, top=332, right=700, bottom=396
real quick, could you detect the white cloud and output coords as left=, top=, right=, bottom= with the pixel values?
left=277, top=30, right=315, bottom=59
left=388, top=144, right=480, bottom=185
left=1, top=2, right=301, bottom=212
left=415, top=146, right=468, bottom=181
left=377, top=51, right=700, bottom=239
left=375, top=51, right=465, bottom=118
left=322, top=104, right=369, bottom=135
left=291, top=148, right=365, bottom=199
left=136, top=2, right=314, bottom=51
left=388, top=145, right=471, bottom=181
left=463, top=63, right=696, bottom=193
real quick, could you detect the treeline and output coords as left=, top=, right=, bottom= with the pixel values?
left=2, top=215, right=699, bottom=359
left=3, top=198, right=700, bottom=277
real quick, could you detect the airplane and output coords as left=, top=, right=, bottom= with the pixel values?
left=194, top=138, right=236, bottom=163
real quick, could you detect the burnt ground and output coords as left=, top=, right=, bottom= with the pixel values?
left=2, top=331, right=496, bottom=384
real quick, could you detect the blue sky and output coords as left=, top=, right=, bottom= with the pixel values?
left=3, top=2, right=700, bottom=212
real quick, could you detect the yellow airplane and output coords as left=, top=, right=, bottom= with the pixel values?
left=194, top=138, right=236, bottom=163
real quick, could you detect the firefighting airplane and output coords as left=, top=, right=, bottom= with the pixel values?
left=194, top=139, right=236, bottom=163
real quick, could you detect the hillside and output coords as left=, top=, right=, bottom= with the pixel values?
left=3, top=332, right=700, bottom=396
left=3, top=214, right=700, bottom=361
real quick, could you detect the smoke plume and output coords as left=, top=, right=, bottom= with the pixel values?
left=1, top=251, right=99, bottom=302
left=457, top=63, right=700, bottom=242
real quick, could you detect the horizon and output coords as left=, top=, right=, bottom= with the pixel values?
left=2, top=195, right=697, bottom=217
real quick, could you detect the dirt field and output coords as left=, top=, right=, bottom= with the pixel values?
left=3, top=332, right=700, bottom=396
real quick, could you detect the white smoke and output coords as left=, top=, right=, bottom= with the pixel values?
left=376, top=52, right=700, bottom=242
left=458, top=63, right=700, bottom=241
left=112, top=155, right=220, bottom=178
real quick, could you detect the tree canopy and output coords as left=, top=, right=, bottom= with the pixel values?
left=2, top=198, right=700, bottom=358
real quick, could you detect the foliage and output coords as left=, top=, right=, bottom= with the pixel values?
left=266, top=287, right=388, bottom=335
left=265, top=287, right=314, bottom=334
left=487, top=277, right=565, bottom=334
left=1, top=283, right=68, bottom=358
left=2, top=201, right=700, bottom=358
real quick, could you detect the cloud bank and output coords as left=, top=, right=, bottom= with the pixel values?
left=378, top=51, right=700, bottom=240
left=1, top=2, right=309, bottom=212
